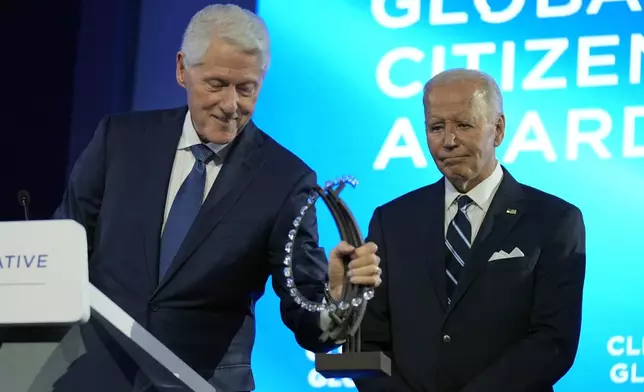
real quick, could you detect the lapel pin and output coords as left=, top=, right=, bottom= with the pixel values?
left=506, top=208, right=517, bottom=215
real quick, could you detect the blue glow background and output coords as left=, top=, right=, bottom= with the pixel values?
left=134, top=0, right=644, bottom=390
left=251, top=1, right=644, bottom=391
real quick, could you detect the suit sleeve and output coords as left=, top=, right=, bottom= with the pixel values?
left=52, top=116, right=109, bottom=257
left=461, top=206, right=586, bottom=392
left=267, top=170, right=338, bottom=353
left=354, top=207, right=409, bottom=391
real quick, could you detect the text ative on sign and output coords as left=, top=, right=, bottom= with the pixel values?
left=0, top=254, right=49, bottom=269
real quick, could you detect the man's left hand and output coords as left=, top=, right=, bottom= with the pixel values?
left=328, top=241, right=381, bottom=302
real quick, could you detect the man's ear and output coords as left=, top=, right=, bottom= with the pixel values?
left=176, top=52, right=187, bottom=88
left=494, top=113, right=506, bottom=147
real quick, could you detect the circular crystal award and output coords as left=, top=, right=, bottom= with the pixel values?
left=281, top=175, right=391, bottom=379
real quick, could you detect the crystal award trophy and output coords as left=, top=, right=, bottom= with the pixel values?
left=281, top=176, right=391, bottom=379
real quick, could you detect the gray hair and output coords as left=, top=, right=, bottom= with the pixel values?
left=181, top=4, right=270, bottom=70
left=424, top=68, right=503, bottom=122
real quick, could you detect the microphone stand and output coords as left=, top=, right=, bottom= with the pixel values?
left=17, top=189, right=30, bottom=221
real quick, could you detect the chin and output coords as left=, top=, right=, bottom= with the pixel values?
left=441, top=164, right=461, bottom=177
left=201, top=129, right=235, bottom=144
left=442, top=166, right=468, bottom=183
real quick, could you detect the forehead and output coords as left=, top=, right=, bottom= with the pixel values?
left=197, top=37, right=263, bottom=82
left=424, top=81, right=484, bottom=120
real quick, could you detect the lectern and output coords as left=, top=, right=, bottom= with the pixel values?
left=0, top=220, right=216, bottom=392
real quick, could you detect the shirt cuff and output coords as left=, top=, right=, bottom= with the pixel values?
left=319, top=310, right=347, bottom=345
left=319, top=310, right=332, bottom=330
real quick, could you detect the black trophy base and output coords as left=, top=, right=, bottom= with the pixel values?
left=315, top=351, right=391, bottom=379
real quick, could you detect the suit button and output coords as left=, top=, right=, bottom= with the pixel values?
left=443, top=334, right=451, bottom=343
left=150, top=302, right=159, bottom=312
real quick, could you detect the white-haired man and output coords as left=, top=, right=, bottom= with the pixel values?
left=52, top=4, right=381, bottom=391
left=354, top=68, right=586, bottom=392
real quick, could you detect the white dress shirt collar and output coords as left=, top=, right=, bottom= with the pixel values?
left=178, top=110, right=229, bottom=157
left=444, top=162, right=504, bottom=212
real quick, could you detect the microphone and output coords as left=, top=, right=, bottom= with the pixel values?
left=17, top=189, right=31, bottom=220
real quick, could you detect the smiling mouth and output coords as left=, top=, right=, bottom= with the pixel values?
left=212, top=115, right=233, bottom=124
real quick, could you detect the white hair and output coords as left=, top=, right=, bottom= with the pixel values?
left=181, top=4, right=270, bottom=70
left=424, top=68, right=503, bottom=122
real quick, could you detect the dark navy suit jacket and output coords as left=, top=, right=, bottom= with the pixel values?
left=51, top=106, right=336, bottom=391
left=354, top=169, right=586, bottom=392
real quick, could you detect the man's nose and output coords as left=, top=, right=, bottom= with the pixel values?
left=442, top=128, right=457, bottom=148
left=220, top=86, right=239, bottom=115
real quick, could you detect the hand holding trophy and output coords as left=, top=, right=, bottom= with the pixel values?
left=281, top=175, right=391, bottom=379
left=327, top=241, right=381, bottom=305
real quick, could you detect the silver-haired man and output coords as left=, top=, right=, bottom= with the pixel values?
left=354, top=68, right=585, bottom=392
left=52, top=4, right=381, bottom=391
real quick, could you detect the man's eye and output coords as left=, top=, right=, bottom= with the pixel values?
left=237, top=84, right=255, bottom=95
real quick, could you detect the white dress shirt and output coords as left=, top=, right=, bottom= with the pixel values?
left=444, top=162, right=504, bottom=241
left=161, top=111, right=227, bottom=232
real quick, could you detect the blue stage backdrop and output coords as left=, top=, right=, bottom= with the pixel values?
left=134, top=0, right=644, bottom=390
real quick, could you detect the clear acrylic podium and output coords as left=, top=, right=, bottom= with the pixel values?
left=0, top=220, right=217, bottom=392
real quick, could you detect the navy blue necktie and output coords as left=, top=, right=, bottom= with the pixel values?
left=158, top=144, right=215, bottom=280
left=445, top=195, right=474, bottom=304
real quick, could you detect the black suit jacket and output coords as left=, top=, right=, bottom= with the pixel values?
left=354, top=168, right=586, bottom=392
left=50, top=107, right=337, bottom=391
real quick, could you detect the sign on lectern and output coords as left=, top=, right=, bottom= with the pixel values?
left=0, top=220, right=90, bottom=327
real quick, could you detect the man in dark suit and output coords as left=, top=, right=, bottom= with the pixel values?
left=50, top=4, right=381, bottom=392
left=354, top=69, right=586, bottom=392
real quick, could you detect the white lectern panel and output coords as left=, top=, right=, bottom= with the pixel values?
left=0, top=220, right=90, bottom=325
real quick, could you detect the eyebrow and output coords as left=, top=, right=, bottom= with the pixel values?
left=204, top=76, right=257, bottom=85
left=429, top=115, right=474, bottom=121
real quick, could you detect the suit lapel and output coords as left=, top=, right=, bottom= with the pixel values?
left=447, top=168, right=525, bottom=312
left=418, top=179, right=449, bottom=312
left=153, top=120, right=266, bottom=293
left=142, top=107, right=187, bottom=287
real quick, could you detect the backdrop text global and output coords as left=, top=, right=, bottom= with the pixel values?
left=371, top=0, right=644, bottom=170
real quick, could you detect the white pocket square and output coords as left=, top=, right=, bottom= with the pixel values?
left=488, top=247, right=525, bottom=262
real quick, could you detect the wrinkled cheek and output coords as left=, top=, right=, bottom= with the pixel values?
left=470, top=154, right=486, bottom=172
left=427, top=144, right=441, bottom=161
left=191, top=90, right=218, bottom=110
left=201, top=99, right=219, bottom=111
left=239, top=97, right=258, bottom=115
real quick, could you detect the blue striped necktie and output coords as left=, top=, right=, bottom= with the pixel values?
left=158, top=144, right=215, bottom=280
left=445, top=195, right=474, bottom=304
